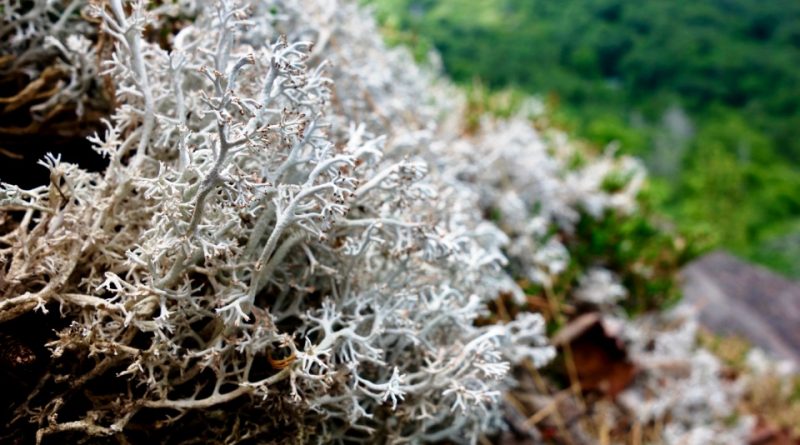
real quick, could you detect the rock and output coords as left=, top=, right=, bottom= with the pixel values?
left=681, top=251, right=800, bottom=365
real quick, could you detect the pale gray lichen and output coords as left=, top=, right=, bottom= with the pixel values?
left=0, top=1, right=759, bottom=444
left=1, top=1, right=553, bottom=442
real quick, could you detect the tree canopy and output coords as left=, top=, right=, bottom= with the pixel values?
left=370, top=0, right=800, bottom=276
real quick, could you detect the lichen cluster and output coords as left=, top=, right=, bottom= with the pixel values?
left=0, top=1, right=769, bottom=444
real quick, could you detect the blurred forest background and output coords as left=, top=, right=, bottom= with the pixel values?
left=366, top=0, right=800, bottom=278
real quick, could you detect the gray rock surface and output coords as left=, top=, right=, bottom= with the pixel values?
left=681, top=250, right=800, bottom=365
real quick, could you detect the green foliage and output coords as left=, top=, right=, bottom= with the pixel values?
left=461, top=81, right=529, bottom=133
left=521, top=196, right=693, bottom=317
left=567, top=207, right=692, bottom=314
left=368, top=0, right=800, bottom=277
